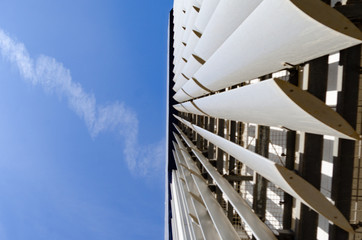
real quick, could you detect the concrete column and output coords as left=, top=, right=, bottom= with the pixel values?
left=329, top=45, right=361, bottom=240
left=216, top=119, right=225, bottom=204
left=297, top=55, right=328, bottom=240
left=252, top=125, right=270, bottom=222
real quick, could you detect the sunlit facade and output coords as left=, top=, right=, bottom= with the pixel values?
left=165, top=1, right=362, bottom=239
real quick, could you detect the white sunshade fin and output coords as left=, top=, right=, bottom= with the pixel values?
left=194, top=0, right=263, bottom=61
left=181, top=0, right=195, bottom=32
left=173, top=59, right=187, bottom=80
left=175, top=125, right=277, bottom=240
left=173, top=138, right=222, bottom=240
left=171, top=171, right=189, bottom=240
left=173, top=0, right=220, bottom=93
left=174, top=79, right=359, bottom=140
left=173, top=148, right=205, bottom=240
left=173, top=44, right=185, bottom=67
left=179, top=101, right=207, bottom=116
left=173, top=142, right=196, bottom=218
left=174, top=115, right=354, bottom=233
left=194, top=0, right=220, bottom=33
left=182, top=6, right=199, bottom=44
left=173, top=80, right=209, bottom=103
left=174, top=134, right=241, bottom=240
left=182, top=0, right=362, bottom=100
left=181, top=32, right=200, bottom=61
left=173, top=74, right=189, bottom=92
left=180, top=56, right=203, bottom=86
left=173, top=103, right=189, bottom=113
left=173, top=6, right=186, bottom=46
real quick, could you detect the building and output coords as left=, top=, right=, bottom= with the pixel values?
left=165, top=0, right=362, bottom=239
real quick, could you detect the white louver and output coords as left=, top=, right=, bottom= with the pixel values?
left=175, top=126, right=278, bottom=240
left=174, top=78, right=359, bottom=140
left=175, top=115, right=354, bottom=233
left=194, top=0, right=219, bottom=34
left=175, top=135, right=241, bottom=240
left=173, top=142, right=221, bottom=240
left=173, top=0, right=362, bottom=102
left=169, top=0, right=361, bottom=238
left=175, top=0, right=262, bottom=92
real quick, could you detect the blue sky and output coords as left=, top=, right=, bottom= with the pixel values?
left=0, top=0, right=172, bottom=239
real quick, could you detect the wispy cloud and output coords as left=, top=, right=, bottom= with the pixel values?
left=0, top=29, right=165, bottom=177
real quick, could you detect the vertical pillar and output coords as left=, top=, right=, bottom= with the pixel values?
left=228, top=120, right=237, bottom=221
left=216, top=119, right=225, bottom=204
left=208, top=117, right=215, bottom=159
left=297, top=55, right=328, bottom=240
left=283, top=69, right=298, bottom=230
left=237, top=122, right=244, bottom=146
left=229, top=121, right=237, bottom=174
left=252, top=125, right=270, bottom=221
left=191, top=114, right=197, bottom=142
left=206, top=117, right=215, bottom=185
left=329, top=45, right=361, bottom=240
left=186, top=113, right=192, bottom=139
left=196, top=115, right=202, bottom=149
left=203, top=116, right=208, bottom=152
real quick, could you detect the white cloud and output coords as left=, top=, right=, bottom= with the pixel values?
left=0, top=28, right=164, bottom=177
